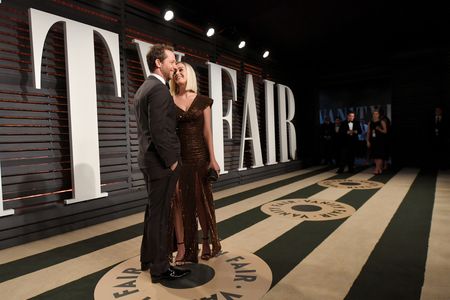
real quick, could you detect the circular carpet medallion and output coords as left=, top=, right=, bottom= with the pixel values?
left=261, top=198, right=355, bottom=221
left=318, top=179, right=384, bottom=190
left=94, top=248, right=272, bottom=300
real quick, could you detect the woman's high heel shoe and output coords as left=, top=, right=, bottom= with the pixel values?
left=211, top=243, right=222, bottom=257
left=175, top=242, right=185, bottom=266
left=201, top=237, right=211, bottom=261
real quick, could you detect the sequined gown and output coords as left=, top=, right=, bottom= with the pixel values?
left=173, top=95, right=221, bottom=262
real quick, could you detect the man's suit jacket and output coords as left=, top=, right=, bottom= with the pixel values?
left=433, top=115, right=449, bottom=141
left=339, top=120, right=362, bottom=145
left=134, top=76, right=180, bottom=179
left=319, top=122, right=334, bottom=140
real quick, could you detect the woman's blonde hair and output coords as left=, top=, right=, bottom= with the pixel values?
left=170, top=62, right=198, bottom=95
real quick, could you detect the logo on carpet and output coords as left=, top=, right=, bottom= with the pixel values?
left=261, top=198, right=355, bottom=221
left=318, top=179, right=384, bottom=190
left=94, top=248, right=272, bottom=299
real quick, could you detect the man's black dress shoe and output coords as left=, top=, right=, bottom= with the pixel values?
left=141, top=262, right=150, bottom=271
left=151, top=266, right=191, bottom=283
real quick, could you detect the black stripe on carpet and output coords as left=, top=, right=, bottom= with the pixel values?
left=215, top=168, right=361, bottom=242
left=0, top=167, right=330, bottom=282
left=255, top=170, right=397, bottom=288
left=28, top=168, right=338, bottom=298
left=277, top=167, right=376, bottom=201
left=344, top=169, right=437, bottom=300
left=217, top=207, right=269, bottom=240
left=30, top=166, right=375, bottom=299
left=30, top=265, right=117, bottom=300
left=339, top=171, right=394, bottom=209
left=0, top=224, right=143, bottom=283
left=214, top=166, right=333, bottom=209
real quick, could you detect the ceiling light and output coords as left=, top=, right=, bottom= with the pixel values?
left=164, top=10, right=174, bottom=21
left=238, top=41, right=246, bottom=49
left=263, top=50, right=270, bottom=58
left=206, top=28, right=215, bottom=37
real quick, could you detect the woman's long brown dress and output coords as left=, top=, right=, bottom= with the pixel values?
left=173, top=94, right=221, bottom=263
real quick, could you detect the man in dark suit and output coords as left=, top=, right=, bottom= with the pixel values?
left=337, top=111, right=362, bottom=173
left=332, top=117, right=342, bottom=166
left=431, top=106, right=449, bottom=169
left=134, top=44, right=190, bottom=283
left=319, top=117, right=335, bottom=165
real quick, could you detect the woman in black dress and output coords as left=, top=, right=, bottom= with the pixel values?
left=366, top=110, right=388, bottom=174
left=170, top=62, right=221, bottom=265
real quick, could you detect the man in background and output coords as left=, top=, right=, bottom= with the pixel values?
left=431, top=105, right=449, bottom=169
left=319, top=116, right=335, bottom=165
left=338, top=112, right=362, bottom=173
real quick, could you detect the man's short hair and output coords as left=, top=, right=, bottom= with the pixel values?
left=146, top=44, right=174, bottom=72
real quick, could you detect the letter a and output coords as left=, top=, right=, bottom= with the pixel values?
left=238, top=74, right=263, bottom=170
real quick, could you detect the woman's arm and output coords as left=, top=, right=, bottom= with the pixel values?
left=376, top=120, right=388, bottom=134
left=203, top=106, right=220, bottom=171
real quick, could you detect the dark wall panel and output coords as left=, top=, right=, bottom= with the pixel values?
left=390, top=50, right=448, bottom=167
left=300, top=49, right=450, bottom=167
left=0, top=0, right=300, bottom=249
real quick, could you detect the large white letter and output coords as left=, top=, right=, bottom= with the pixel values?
left=0, top=162, right=14, bottom=217
left=132, top=39, right=185, bottom=78
left=29, top=9, right=121, bottom=204
left=206, top=62, right=237, bottom=174
left=238, top=74, right=263, bottom=170
left=386, top=104, right=392, bottom=121
left=264, top=79, right=277, bottom=165
left=277, top=84, right=297, bottom=162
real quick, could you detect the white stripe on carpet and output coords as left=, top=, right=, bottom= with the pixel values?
left=263, top=168, right=419, bottom=300
left=421, top=170, right=450, bottom=300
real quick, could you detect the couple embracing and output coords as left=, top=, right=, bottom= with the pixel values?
left=134, top=44, right=221, bottom=283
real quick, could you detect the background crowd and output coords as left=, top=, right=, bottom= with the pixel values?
left=318, top=106, right=449, bottom=173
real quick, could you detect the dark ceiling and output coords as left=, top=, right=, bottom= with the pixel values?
left=150, top=0, right=450, bottom=70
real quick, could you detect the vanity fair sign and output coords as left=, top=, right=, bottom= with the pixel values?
left=132, top=40, right=297, bottom=173
left=0, top=8, right=297, bottom=215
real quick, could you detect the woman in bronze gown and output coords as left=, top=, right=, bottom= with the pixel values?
left=170, top=62, right=221, bottom=264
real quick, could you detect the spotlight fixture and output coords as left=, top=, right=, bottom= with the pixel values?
left=164, top=10, right=174, bottom=21
left=206, top=28, right=215, bottom=37
left=238, top=41, right=246, bottom=49
left=263, top=50, right=270, bottom=58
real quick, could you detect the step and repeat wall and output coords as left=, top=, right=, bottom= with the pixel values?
left=0, top=0, right=298, bottom=248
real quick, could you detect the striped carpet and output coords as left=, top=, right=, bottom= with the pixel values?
left=0, top=166, right=449, bottom=300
